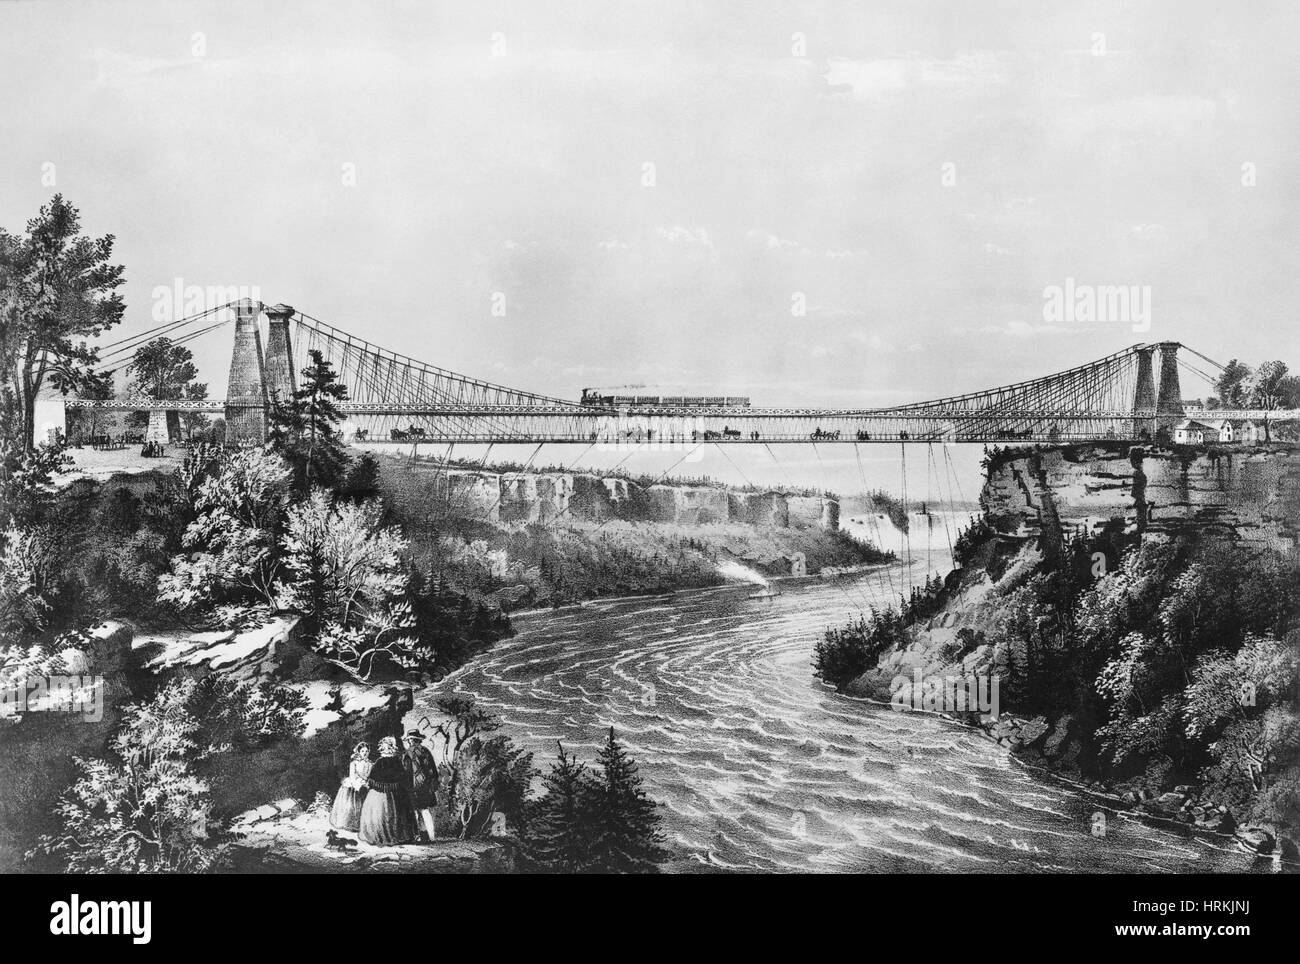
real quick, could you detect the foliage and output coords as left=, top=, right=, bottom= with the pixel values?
left=157, top=446, right=292, bottom=620
left=267, top=349, right=349, bottom=492
left=407, top=566, right=513, bottom=676
left=122, top=336, right=208, bottom=440
left=583, top=727, right=669, bottom=872
left=335, top=451, right=381, bottom=503
left=0, top=524, right=51, bottom=637
left=813, top=608, right=905, bottom=691
left=519, top=745, right=591, bottom=871
left=0, top=195, right=126, bottom=450
left=952, top=516, right=995, bottom=568
left=447, top=733, right=535, bottom=839
left=1082, top=542, right=1300, bottom=799
left=901, top=573, right=947, bottom=625
left=0, top=430, right=72, bottom=531
left=34, top=676, right=306, bottom=873
left=125, top=336, right=202, bottom=400
left=1212, top=357, right=1300, bottom=410
left=1214, top=359, right=1253, bottom=408
left=520, top=729, right=668, bottom=873
left=279, top=488, right=428, bottom=680
left=422, top=695, right=501, bottom=824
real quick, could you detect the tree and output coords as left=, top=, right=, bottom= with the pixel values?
left=125, top=336, right=207, bottom=440
left=278, top=488, right=428, bottom=681
left=0, top=524, right=50, bottom=636
left=0, top=195, right=126, bottom=450
left=157, top=446, right=293, bottom=622
left=34, top=676, right=306, bottom=872
left=521, top=745, right=594, bottom=871
left=180, top=382, right=212, bottom=441
left=448, top=734, right=535, bottom=839
left=36, top=681, right=215, bottom=873
left=267, top=349, right=349, bottom=491
left=126, top=336, right=200, bottom=401
left=1248, top=360, right=1289, bottom=409
left=1214, top=359, right=1252, bottom=409
left=583, top=727, right=669, bottom=873
left=813, top=609, right=903, bottom=691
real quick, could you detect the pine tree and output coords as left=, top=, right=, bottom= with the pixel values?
left=584, top=727, right=669, bottom=873
left=520, top=744, right=593, bottom=871
left=267, top=349, right=349, bottom=491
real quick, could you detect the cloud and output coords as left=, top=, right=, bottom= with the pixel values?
left=90, top=47, right=211, bottom=85
left=1129, top=223, right=1169, bottom=244
left=823, top=50, right=1010, bottom=100
left=955, top=319, right=1099, bottom=338
left=745, top=230, right=868, bottom=260
left=746, top=230, right=799, bottom=250
left=655, top=225, right=715, bottom=250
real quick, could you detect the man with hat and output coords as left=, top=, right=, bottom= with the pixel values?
left=403, top=729, right=440, bottom=842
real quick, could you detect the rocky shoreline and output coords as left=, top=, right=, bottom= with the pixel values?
left=843, top=441, right=1300, bottom=869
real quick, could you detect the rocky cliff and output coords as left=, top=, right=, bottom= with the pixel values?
left=379, top=459, right=840, bottom=531
left=981, top=442, right=1300, bottom=554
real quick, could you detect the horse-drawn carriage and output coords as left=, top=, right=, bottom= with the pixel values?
left=389, top=425, right=428, bottom=441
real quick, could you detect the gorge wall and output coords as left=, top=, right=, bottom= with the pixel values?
left=378, top=459, right=840, bottom=531
left=982, top=443, right=1300, bottom=554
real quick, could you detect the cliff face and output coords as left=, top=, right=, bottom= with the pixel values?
left=379, top=460, right=840, bottom=531
left=982, top=443, right=1300, bottom=553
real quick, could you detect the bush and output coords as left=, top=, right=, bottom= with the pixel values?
left=33, top=676, right=307, bottom=873
left=519, top=728, right=668, bottom=873
left=813, top=608, right=905, bottom=691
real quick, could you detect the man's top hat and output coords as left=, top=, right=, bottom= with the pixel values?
left=404, top=730, right=424, bottom=741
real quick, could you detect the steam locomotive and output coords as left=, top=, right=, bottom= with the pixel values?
left=579, top=389, right=751, bottom=408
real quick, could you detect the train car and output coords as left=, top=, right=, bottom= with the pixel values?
left=580, top=389, right=750, bottom=408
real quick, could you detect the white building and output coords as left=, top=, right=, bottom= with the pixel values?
left=1174, top=418, right=1219, bottom=445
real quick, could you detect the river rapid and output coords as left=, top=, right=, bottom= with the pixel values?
left=426, top=559, right=1262, bottom=873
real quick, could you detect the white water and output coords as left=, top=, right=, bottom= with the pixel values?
left=716, top=560, right=771, bottom=587
left=842, top=508, right=980, bottom=578
left=425, top=574, right=1262, bottom=873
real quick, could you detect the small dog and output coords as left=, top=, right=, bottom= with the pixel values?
left=326, top=829, right=358, bottom=852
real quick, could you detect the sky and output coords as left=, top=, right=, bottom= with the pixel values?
left=5, top=0, right=1299, bottom=495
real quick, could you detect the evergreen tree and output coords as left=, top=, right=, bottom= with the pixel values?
left=520, top=744, right=593, bottom=872
left=584, top=727, right=669, bottom=873
left=267, top=349, right=349, bottom=491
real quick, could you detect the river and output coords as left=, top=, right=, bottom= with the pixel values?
left=427, top=555, right=1262, bottom=873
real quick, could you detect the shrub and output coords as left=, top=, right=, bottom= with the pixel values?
left=813, top=608, right=905, bottom=691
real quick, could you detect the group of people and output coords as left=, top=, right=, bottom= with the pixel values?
left=139, top=440, right=167, bottom=457
left=330, top=731, right=440, bottom=846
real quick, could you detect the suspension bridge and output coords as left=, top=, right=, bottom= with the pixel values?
left=65, top=298, right=1266, bottom=446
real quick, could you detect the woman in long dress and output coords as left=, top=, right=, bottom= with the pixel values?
left=359, top=736, right=417, bottom=846
left=330, top=742, right=372, bottom=832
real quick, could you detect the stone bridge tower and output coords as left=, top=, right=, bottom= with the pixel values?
left=223, top=299, right=298, bottom=444
left=1155, top=342, right=1184, bottom=436
left=225, top=299, right=268, bottom=443
left=1130, top=343, right=1184, bottom=439
left=1131, top=345, right=1157, bottom=438
left=263, top=303, right=297, bottom=408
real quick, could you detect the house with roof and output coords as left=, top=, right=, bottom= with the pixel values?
left=1173, top=418, right=1220, bottom=445
left=1211, top=418, right=1264, bottom=444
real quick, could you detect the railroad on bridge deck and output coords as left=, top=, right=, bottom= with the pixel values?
left=65, top=298, right=1263, bottom=445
